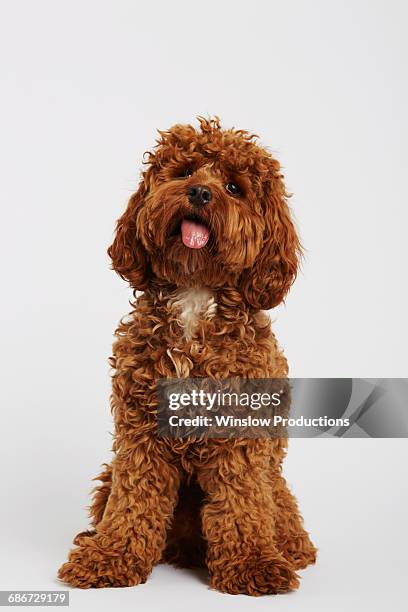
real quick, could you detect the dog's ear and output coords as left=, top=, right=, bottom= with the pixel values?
left=239, top=168, right=301, bottom=310
left=107, top=182, right=150, bottom=290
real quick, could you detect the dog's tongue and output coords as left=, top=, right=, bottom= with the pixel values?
left=181, top=219, right=209, bottom=249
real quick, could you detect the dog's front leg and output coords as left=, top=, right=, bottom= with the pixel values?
left=196, top=442, right=299, bottom=596
left=58, top=441, right=180, bottom=588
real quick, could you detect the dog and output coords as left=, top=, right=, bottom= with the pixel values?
left=58, top=117, right=316, bottom=595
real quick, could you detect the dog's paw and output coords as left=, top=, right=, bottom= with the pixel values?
left=58, top=543, right=146, bottom=589
left=210, top=554, right=299, bottom=596
left=281, top=535, right=318, bottom=570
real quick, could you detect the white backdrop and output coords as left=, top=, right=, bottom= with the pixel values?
left=0, top=1, right=407, bottom=611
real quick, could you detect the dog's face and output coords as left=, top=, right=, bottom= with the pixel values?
left=108, top=118, right=301, bottom=309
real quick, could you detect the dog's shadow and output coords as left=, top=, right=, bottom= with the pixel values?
left=162, top=563, right=209, bottom=585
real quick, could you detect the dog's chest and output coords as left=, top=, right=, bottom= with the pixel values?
left=168, top=288, right=217, bottom=341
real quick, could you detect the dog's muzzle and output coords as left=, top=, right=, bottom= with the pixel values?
left=187, top=185, right=212, bottom=207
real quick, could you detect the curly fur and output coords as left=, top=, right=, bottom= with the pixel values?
left=58, top=117, right=316, bottom=595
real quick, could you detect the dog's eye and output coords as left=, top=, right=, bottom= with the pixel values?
left=226, top=182, right=241, bottom=196
left=183, top=168, right=193, bottom=178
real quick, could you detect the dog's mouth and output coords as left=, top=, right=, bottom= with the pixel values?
left=169, top=214, right=210, bottom=249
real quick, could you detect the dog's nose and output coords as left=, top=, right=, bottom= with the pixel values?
left=187, top=184, right=212, bottom=206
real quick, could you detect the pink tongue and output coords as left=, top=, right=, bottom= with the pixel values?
left=181, top=219, right=209, bottom=249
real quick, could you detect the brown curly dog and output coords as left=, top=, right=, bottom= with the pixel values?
left=58, top=117, right=316, bottom=595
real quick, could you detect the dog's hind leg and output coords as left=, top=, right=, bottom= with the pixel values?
left=72, top=463, right=113, bottom=545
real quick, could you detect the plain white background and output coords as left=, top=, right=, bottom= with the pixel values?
left=0, top=1, right=407, bottom=611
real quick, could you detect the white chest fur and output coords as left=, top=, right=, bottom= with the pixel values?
left=169, top=288, right=217, bottom=340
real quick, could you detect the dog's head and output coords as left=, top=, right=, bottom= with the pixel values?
left=108, top=117, right=301, bottom=309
